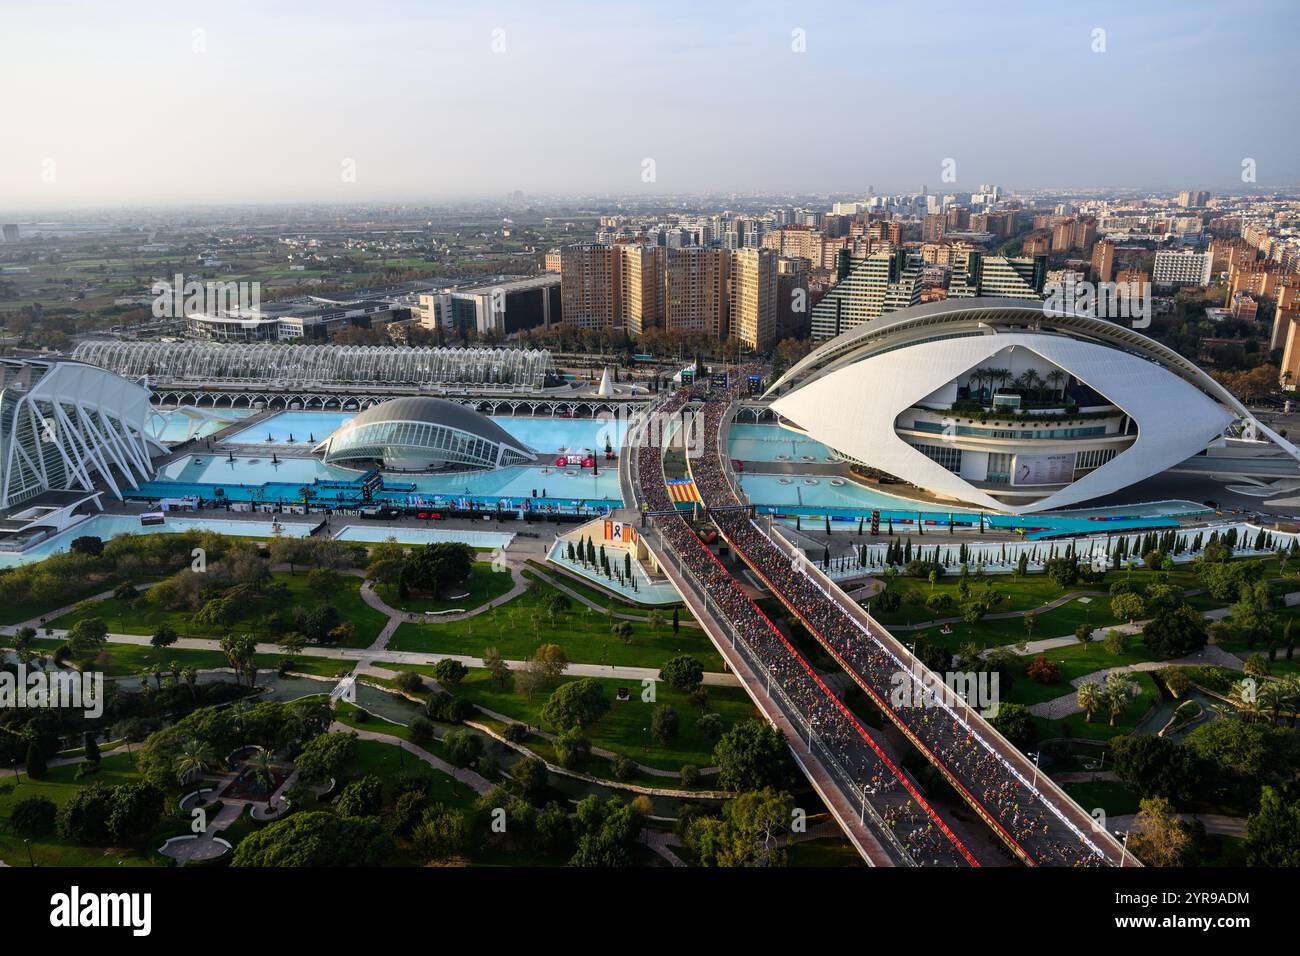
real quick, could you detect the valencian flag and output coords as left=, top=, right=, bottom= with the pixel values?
left=665, top=478, right=702, bottom=504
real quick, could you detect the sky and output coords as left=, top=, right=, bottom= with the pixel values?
left=1, top=0, right=1297, bottom=210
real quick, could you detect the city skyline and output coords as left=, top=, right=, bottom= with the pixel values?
left=3, top=0, right=1299, bottom=210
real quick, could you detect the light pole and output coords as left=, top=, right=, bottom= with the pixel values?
left=1115, top=829, right=1130, bottom=867
left=1026, top=749, right=1041, bottom=792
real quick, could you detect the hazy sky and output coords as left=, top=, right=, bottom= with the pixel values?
left=3, top=0, right=1297, bottom=209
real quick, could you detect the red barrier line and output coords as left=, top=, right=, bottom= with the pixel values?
left=658, top=508, right=978, bottom=868
left=723, top=534, right=1033, bottom=867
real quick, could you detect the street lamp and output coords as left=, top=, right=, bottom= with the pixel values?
left=1026, top=749, right=1041, bottom=792
left=1114, top=829, right=1130, bottom=867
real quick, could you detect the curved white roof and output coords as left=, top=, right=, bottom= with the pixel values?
left=770, top=331, right=1235, bottom=514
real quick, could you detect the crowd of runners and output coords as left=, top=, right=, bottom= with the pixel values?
left=680, top=378, right=1110, bottom=867
left=631, top=378, right=975, bottom=866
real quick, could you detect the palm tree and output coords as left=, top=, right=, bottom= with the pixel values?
left=1226, top=679, right=1266, bottom=723
left=249, top=750, right=278, bottom=808
left=1104, top=672, right=1140, bottom=726
left=1076, top=680, right=1103, bottom=722
left=175, top=739, right=217, bottom=802
left=1046, top=368, right=1067, bottom=401
left=137, top=668, right=154, bottom=696
left=1256, top=680, right=1288, bottom=725
left=181, top=667, right=198, bottom=702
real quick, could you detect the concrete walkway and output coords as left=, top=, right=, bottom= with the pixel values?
left=329, top=721, right=493, bottom=795
left=1027, top=644, right=1245, bottom=719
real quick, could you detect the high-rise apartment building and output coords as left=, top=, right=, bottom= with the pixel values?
left=664, top=248, right=730, bottom=339
left=948, top=253, right=1046, bottom=299
left=1091, top=239, right=1115, bottom=283
left=730, top=248, right=779, bottom=351
left=619, top=243, right=665, bottom=335
left=809, top=250, right=924, bottom=340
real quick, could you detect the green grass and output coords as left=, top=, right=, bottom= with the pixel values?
left=787, top=836, right=867, bottom=867
left=0, top=752, right=162, bottom=867
left=342, top=737, right=478, bottom=813
left=1058, top=779, right=1141, bottom=816
left=375, top=562, right=515, bottom=614
left=11, top=637, right=354, bottom=679
left=48, top=571, right=388, bottom=648
left=1007, top=641, right=1158, bottom=708
left=387, top=573, right=721, bottom=670
left=1031, top=673, right=1160, bottom=742
left=449, top=668, right=755, bottom=771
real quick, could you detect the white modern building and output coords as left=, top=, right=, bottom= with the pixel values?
left=0, top=359, right=166, bottom=508
left=316, top=397, right=536, bottom=471
left=765, top=299, right=1279, bottom=514
left=1152, top=249, right=1213, bottom=288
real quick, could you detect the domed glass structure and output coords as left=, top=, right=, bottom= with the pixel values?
left=316, top=397, right=535, bottom=471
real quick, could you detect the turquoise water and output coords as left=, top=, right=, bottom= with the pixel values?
left=335, top=526, right=517, bottom=548
left=0, top=514, right=314, bottom=568
left=231, top=411, right=630, bottom=453
left=727, top=422, right=838, bottom=463
left=148, top=408, right=255, bottom=444
left=738, top=472, right=969, bottom=512
left=399, top=463, right=619, bottom=502
left=159, top=454, right=360, bottom=485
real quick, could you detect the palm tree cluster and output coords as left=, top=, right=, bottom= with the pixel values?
left=966, top=365, right=1071, bottom=405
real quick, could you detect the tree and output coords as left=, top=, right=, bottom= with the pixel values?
left=401, top=542, right=473, bottom=597
left=1162, top=668, right=1191, bottom=699
left=713, top=720, right=797, bottom=791
left=151, top=622, right=179, bottom=649
left=1142, top=605, right=1207, bottom=659
left=295, top=732, right=357, bottom=783
left=1128, top=796, right=1191, bottom=867
left=443, top=729, right=482, bottom=767
left=174, top=738, right=216, bottom=794
left=66, top=617, right=108, bottom=657
left=1110, top=735, right=1198, bottom=804
left=1244, top=786, right=1300, bottom=867
left=1103, top=629, right=1127, bottom=656
left=541, top=678, right=609, bottom=731
left=482, top=646, right=510, bottom=689
left=25, top=741, right=47, bottom=780
left=510, top=756, right=549, bottom=801
left=544, top=592, right=571, bottom=624
left=554, top=728, right=592, bottom=770
left=686, top=788, right=796, bottom=867
left=232, top=811, right=393, bottom=866
left=105, top=782, right=164, bottom=844
left=1076, top=681, right=1103, bottom=722
left=533, top=643, right=569, bottom=681
left=11, top=796, right=57, bottom=835
left=660, top=655, right=705, bottom=693
left=1104, top=671, right=1140, bottom=726
left=1025, top=656, right=1060, bottom=684
left=1110, top=592, right=1145, bottom=624
left=336, top=775, right=384, bottom=817
left=988, top=702, right=1034, bottom=749
left=610, top=620, right=634, bottom=644
left=651, top=704, right=680, bottom=745
left=83, top=732, right=100, bottom=765
left=431, top=658, right=469, bottom=687
left=697, top=712, right=725, bottom=745
left=412, top=804, right=468, bottom=862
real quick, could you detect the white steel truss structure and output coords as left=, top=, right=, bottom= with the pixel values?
left=72, top=341, right=555, bottom=390
left=0, top=359, right=167, bottom=508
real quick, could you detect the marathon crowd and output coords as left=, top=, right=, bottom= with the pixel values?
left=632, top=377, right=973, bottom=867
left=686, top=386, right=1109, bottom=867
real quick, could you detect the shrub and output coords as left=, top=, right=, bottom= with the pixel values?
left=1025, top=656, right=1061, bottom=684
left=394, top=671, right=425, bottom=695
left=503, top=722, right=530, bottom=744
left=679, top=764, right=701, bottom=788
left=409, top=716, right=435, bottom=746
left=11, top=796, right=57, bottom=835
left=612, top=754, right=637, bottom=781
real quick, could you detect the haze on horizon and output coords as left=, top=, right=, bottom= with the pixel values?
left=2, top=0, right=1297, bottom=212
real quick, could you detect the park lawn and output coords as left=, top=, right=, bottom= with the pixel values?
left=872, top=573, right=1080, bottom=626
left=11, top=637, right=354, bottom=679
left=1031, top=673, right=1159, bottom=742
left=448, top=668, right=756, bottom=772
left=1006, top=642, right=1158, bottom=709
left=906, top=597, right=1124, bottom=653
left=0, top=572, right=138, bottom=627
left=340, top=736, right=478, bottom=813
left=375, top=561, right=515, bottom=614
left=787, top=836, right=867, bottom=867
left=47, top=571, right=387, bottom=648
left=1058, top=779, right=1141, bottom=816
left=386, top=574, right=723, bottom=671
left=0, top=752, right=162, bottom=867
